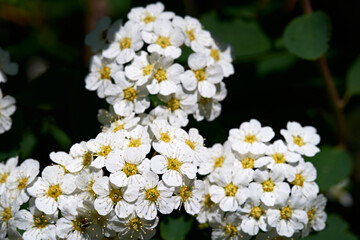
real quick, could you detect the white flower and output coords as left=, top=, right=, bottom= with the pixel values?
left=204, top=41, right=234, bottom=77
left=280, top=121, right=320, bottom=157
left=93, top=176, right=139, bottom=218
left=229, top=119, right=275, bottom=155
left=209, top=166, right=251, bottom=212
left=123, top=125, right=152, bottom=155
left=128, top=2, right=175, bottom=31
left=135, top=171, right=175, bottom=220
left=150, top=144, right=197, bottom=187
left=104, top=113, right=140, bottom=133
left=85, top=53, right=122, bottom=98
left=267, top=195, right=308, bottom=238
left=172, top=16, right=212, bottom=52
left=210, top=212, right=251, bottom=240
left=146, top=56, right=184, bottom=95
left=105, top=72, right=150, bottom=117
left=103, top=21, right=143, bottom=64
left=75, top=168, right=103, bottom=203
left=0, top=156, right=18, bottom=195
left=0, top=89, right=16, bottom=134
left=0, top=191, right=20, bottom=239
left=180, top=52, right=223, bottom=98
left=85, top=16, right=111, bottom=52
left=173, top=177, right=204, bottom=216
left=14, top=198, right=57, bottom=240
left=142, top=19, right=185, bottom=59
left=248, top=169, right=290, bottom=207
left=27, top=165, right=76, bottom=215
left=0, top=48, right=18, bottom=83
left=239, top=201, right=268, bottom=236
left=67, top=141, right=94, bottom=172
left=6, top=159, right=40, bottom=205
left=232, top=152, right=265, bottom=183
left=302, top=194, right=327, bottom=237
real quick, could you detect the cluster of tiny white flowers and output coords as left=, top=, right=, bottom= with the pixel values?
left=85, top=2, right=233, bottom=127
left=196, top=119, right=327, bottom=239
left=0, top=47, right=18, bottom=134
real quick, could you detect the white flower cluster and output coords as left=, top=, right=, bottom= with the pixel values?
left=0, top=47, right=18, bottom=134
left=85, top=2, right=233, bottom=127
left=196, top=119, right=327, bottom=239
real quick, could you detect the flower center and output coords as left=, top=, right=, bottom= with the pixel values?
left=186, top=29, right=196, bottom=41
left=92, top=212, right=106, bottom=225
left=179, top=186, right=192, bottom=202
left=167, top=98, right=181, bottom=112
left=128, top=138, right=141, bottom=148
left=123, top=87, right=137, bottom=101
left=210, top=48, right=220, bottom=61
left=17, top=177, right=29, bottom=190
left=0, top=172, right=9, bottom=184
left=194, top=69, right=206, bottom=82
left=34, top=214, right=48, bottom=229
left=160, top=132, right=171, bottom=143
left=1, top=207, right=12, bottom=222
left=272, top=153, right=285, bottom=164
left=250, top=206, right=263, bottom=220
left=129, top=217, right=143, bottom=230
left=98, top=145, right=111, bottom=157
left=143, top=64, right=153, bottom=76
left=73, top=216, right=89, bottom=232
left=123, top=163, right=138, bottom=177
left=109, top=188, right=123, bottom=203
left=307, top=208, right=316, bottom=223
left=214, top=156, right=224, bottom=168
left=100, top=66, right=111, bottom=80
left=143, top=14, right=155, bottom=24
left=292, top=173, right=305, bottom=187
left=293, top=136, right=305, bottom=146
left=82, top=152, right=92, bottom=166
left=113, top=122, right=124, bottom=132
left=224, top=224, right=237, bottom=237
left=262, top=180, right=275, bottom=192
left=120, top=37, right=131, bottom=49
left=88, top=181, right=96, bottom=196
left=168, top=158, right=181, bottom=171
left=204, top=194, right=215, bottom=207
left=185, top=139, right=196, bottom=150
left=47, top=185, right=62, bottom=199
left=154, top=68, right=167, bottom=82
left=199, top=97, right=211, bottom=105
left=225, top=183, right=238, bottom=197
left=244, top=134, right=257, bottom=143
left=242, top=157, right=254, bottom=169
left=156, top=36, right=171, bottom=48
left=145, top=188, right=159, bottom=202
left=280, top=206, right=293, bottom=220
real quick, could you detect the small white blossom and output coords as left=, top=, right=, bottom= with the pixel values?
left=85, top=16, right=112, bottom=52
left=0, top=48, right=18, bottom=83
left=210, top=212, right=251, bottom=240
left=0, top=156, right=18, bottom=195
left=204, top=42, right=234, bottom=77
left=302, top=194, right=327, bottom=237
left=0, top=89, right=16, bottom=134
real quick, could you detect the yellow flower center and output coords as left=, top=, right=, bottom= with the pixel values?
left=262, top=180, right=275, bottom=192
left=145, top=188, right=159, bottom=202
left=113, top=122, right=124, bottom=132
left=214, top=156, right=224, bottom=168
left=154, top=68, right=167, bottom=82
left=0, top=172, right=9, bottom=184
left=292, top=173, right=305, bottom=187
left=250, top=206, right=263, bottom=220
left=98, top=145, right=111, bottom=157
left=123, top=163, right=138, bottom=177
left=128, top=138, right=141, bottom=148
left=123, top=87, right=137, bottom=101
left=210, top=48, right=220, bottom=61
left=280, top=206, right=293, bottom=220
left=47, top=185, right=62, bottom=199
left=204, top=194, right=215, bottom=207
left=242, top=157, right=254, bottom=169
left=199, top=97, right=211, bottom=105
left=143, top=14, right=155, bottom=24
left=109, top=188, right=123, bottom=203
left=244, top=134, right=257, bottom=143
left=179, top=186, right=192, bottom=202
left=120, top=37, right=131, bottom=49
left=82, top=152, right=92, bottom=166
left=168, top=158, right=181, bottom=171
left=17, top=177, right=29, bottom=190
left=156, top=36, right=171, bottom=48
left=73, top=216, right=88, bottom=232
left=194, top=69, right=206, bottom=82
left=88, top=181, right=96, bottom=196
left=186, top=29, right=196, bottom=41
left=307, top=208, right=316, bottom=223
left=224, top=224, right=238, bottom=237
left=293, top=136, right=305, bottom=146
left=34, top=214, right=48, bottom=229
left=272, top=153, right=285, bottom=164
left=225, top=183, right=238, bottom=197
left=160, top=132, right=171, bottom=143
left=143, top=64, right=153, bottom=76
left=129, top=217, right=143, bottom=230
left=167, top=98, right=181, bottom=112
left=100, top=66, right=111, bottom=80
left=1, top=207, right=12, bottom=222
left=185, top=139, right=196, bottom=150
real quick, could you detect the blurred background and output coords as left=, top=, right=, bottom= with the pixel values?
left=0, top=0, right=359, bottom=239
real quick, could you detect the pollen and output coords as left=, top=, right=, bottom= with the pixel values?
left=120, top=37, right=132, bottom=49
left=194, top=69, right=206, bottom=82
left=82, top=152, right=92, bottom=166
left=145, top=188, right=160, bottom=202
left=123, top=87, right=137, bottom=101
left=179, top=186, right=192, bottom=202
left=199, top=97, right=211, bottom=105
left=47, top=185, right=62, bottom=199
left=262, top=179, right=275, bottom=192
left=186, top=29, right=196, bottom=41
left=225, top=183, right=238, bottom=197
left=168, top=158, right=181, bottom=171
left=98, top=145, right=112, bottom=157
left=0, top=172, right=9, bottom=183
left=109, top=188, right=123, bottom=203
left=292, top=173, right=305, bottom=187
left=88, top=181, right=96, bottom=196
left=128, top=138, right=141, bottom=148
left=113, top=122, right=124, bottom=132
left=272, top=153, right=285, bottom=164
left=154, top=68, right=167, bottom=82
left=160, top=131, right=171, bottom=143
left=123, top=162, right=138, bottom=177
left=242, top=157, right=254, bottom=169
left=156, top=36, right=171, bottom=48
left=129, top=217, right=143, bottom=230
left=250, top=206, right=263, bottom=220
left=224, top=224, right=237, bottom=237
left=280, top=206, right=293, bottom=220
left=143, top=14, right=156, bottom=24
left=73, top=216, right=88, bottom=232
left=99, top=66, right=111, bottom=80
left=214, top=156, right=224, bottom=168
left=293, top=135, right=305, bottom=147
left=34, top=214, right=48, bottom=229
left=244, top=134, right=257, bottom=143
left=17, top=177, right=28, bottom=190
left=210, top=48, right=220, bottom=61
left=143, top=64, right=153, bottom=76
left=307, top=208, right=316, bottom=223
left=1, top=207, right=12, bottom=222
left=167, top=98, right=181, bottom=112
left=203, top=194, right=215, bottom=207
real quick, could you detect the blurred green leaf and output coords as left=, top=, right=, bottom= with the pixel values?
left=283, top=11, right=331, bottom=60
left=48, top=124, right=72, bottom=150
left=307, top=146, right=353, bottom=191
left=200, top=12, right=270, bottom=60
left=0, top=149, right=18, bottom=162
left=346, top=55, right=360, bottom=96
left=305, top=214, right=357, bottom=240
left=160, top=215, right=193, bottom=240
left=19, top=131, right=37, bottom=159
left=177, top=45, right=192, bottom=64
left=223, top=4, right=257, bottom=20
left=256, top=51, right=298, bottom=77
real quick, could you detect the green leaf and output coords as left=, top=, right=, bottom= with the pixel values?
left=283, top=11, right=331, bottom=60
left=305, top=214, right=357, bottom=240
left=346, top=55, right=360, bottom=96
left=160, top=215, right=193, bottom=240
left=307, top=146, right=353, bottom=191
left=48, top=124, right=72, bottom=150
left=19, top=131, right=37, bottom=159
left=200, top=12, right=270, bottom=60
left=256, top=51, right=298, bottom=77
